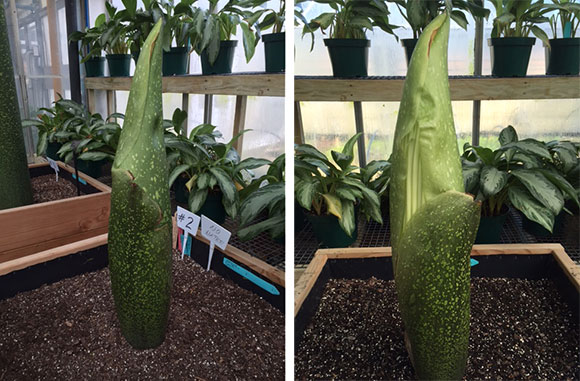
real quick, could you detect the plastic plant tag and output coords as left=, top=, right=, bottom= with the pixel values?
left=470, top=258, right=479, bottom=267
left=201, top=215, right=231, bottom=271
left=176, top=206, right=200, bottom=260
left=71, top=173, right=87, bottom=185
left=564, top=22, right=572, bottom=38
left=223, top=258, right=280, bottom=295
left=178, top=231, right=192, bottom=257
left=46, top=157, right=59, bottom=182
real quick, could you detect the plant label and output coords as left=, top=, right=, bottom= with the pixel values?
left=201, top=215, right=231, bottom=271
left=71, top=173, right=87, bottom=185
left=179, top=231, right=192, bottom=257
left=176, top=206, right=200, bottom=260
left=564, top=22, right=572, bottom=38
left=470, top=258, right=479, bottom=267
left=223, top=258, right=280, bottom=295
left=47, top=157, right=59, bottom=182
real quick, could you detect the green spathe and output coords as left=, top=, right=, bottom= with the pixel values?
left=389, top=13, right=481, bottom=379
left=0, top=2, right=32, bottom=209
left=108, top=19, right=172, bottom=349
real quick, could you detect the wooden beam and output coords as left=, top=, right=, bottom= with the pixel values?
left=232, top=95, right=247, bottom=154
left=0, top=234, right=108, bottom=276
left=46, top=0, right=63, bottom=98
left=106, top=90, right=116, bottom=116
left=552, top=245, right=580, bottom=292
left=294, top=102, right=304, bottom=144
left=294, top=253, right=328, bottom=316
left=87, top=89, right=96, bottom=114
left=295, top=76, right=580, bottom=102
left=85, top=74, right=285, bottom=97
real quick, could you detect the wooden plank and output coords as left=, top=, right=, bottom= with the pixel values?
left=294, top=76, right=580, bottom=102
left=232, top=95, right=247, bottom=153
left=85, top=74, right=285, bottom=97
left=0, top=192, right=110, bottom=259
left=106, top=90, right=116, bottom=116
left=294, top=102, right=304, bottom=144
left=46, top=0, right=63, bottom=99
left=57, top=161, right=111, bottom=192
left=87, top=89, right=96, bottom=114
left=193, top=233, right=285, bottom=288
left=0, top=234, right=108, bottom=276
left=295, top=253, right=328, bottom=316
left=552, top=245, right=580, bottom=292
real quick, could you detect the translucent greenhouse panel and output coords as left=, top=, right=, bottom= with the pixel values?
left=295, top=2, right=477, bottom=76
left=242, top=96, right=284, bottom=161
left=186, top=94, right=206, bottom=132
left=300, top=102, right=360, bottom=165
left=362, top=101, right=474, bottom=162
left=479, top=99, right=580, bottom=148
left=211, top=95, right=236, bottom=142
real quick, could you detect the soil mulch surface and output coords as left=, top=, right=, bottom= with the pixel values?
left=296, top=277, right=579, bottom=380
left=0, top=250, right=284, bottom=380
left=31, top=175, right=82, bottom=204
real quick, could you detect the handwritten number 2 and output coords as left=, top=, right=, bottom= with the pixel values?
left=186, top=217, right=193, bottom=230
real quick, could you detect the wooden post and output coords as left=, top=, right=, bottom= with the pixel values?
left=181, top=93, right=189, bottom=136
left=46, top=0, right=63, bottom=99
left=106, top=90, right=115, bottom=116
left=232, top=95, right=248, bottom=154
left=354, top=101, right=366, bottom=167
left=294, top=102, right=304, bottom=144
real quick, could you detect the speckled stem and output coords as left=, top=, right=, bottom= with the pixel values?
left=108, top=20, right=172, bottom=349
left=0, top=2, right=32, bottom=210
left=389, top=13, right=481, bottom=379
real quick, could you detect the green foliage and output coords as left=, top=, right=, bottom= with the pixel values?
left=545, top=0, right=580, bottom=38
left=390, top=13, right=480, bottom=379
left=393, top=0, right=489, bottom=38
left=166, top=116, right=268, bottom=219
left=68, top=15, right=107, bottom=62
left=238, top=154, right=285, bottom=241
left=240, top=0, right=286, bottom=34
left=295, top=133, right=382, bottom=237
left=489, top=0, right=551, bottom=46
left=301, top=0, right=398, bottom=41
left=0, top=1, right=32, bottom=209
left=360, top=159, right=391, bottom=199
left=108, top=19, right=172, bottom=349
left=22, top=99, right=121, bottom=163
left=462, top=125, right=579, bottom=231
left=190, top=0, right=260, bottom=64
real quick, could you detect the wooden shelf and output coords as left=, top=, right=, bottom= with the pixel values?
left=295, top=75, right=580, bottom=102
left=85, top=73, right=284, bottom=97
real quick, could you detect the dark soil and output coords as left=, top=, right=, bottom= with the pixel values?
left=31, top=175, right=82, bottom=204
left=296, top=277, right=579, bottom=380
left=0, top=250, right=284, bottom=380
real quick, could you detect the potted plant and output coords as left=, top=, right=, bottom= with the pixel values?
left=393, top=0, right=489, bottom=65
left=167, top=122, right=268, bottom=223
left=158, top=0, right=198, bottom=75
left=192, top=0, right=260, bottom=75
left=360, top=158, right=391, bottom=212
left=122, top=0, right=156, bottom=63
left=243, top=0, right=286, bottom=72
left=238, top=153, right=285, bottom=242
left=488, top=0, right=550, bottom=77
left=462, top=125, right=579, bottom=243
left=544, top=0, right=580, bottom=75
left=68, top=14, right=106, bottom=77
left=295, top=133, right=383, bottom=248
left=101, top=3, right=132, bottom=77
left=301, top=0, right=398, bottom=77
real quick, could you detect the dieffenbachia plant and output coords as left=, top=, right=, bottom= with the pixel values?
left=0, top=1, right=32, bottom=210
left=389, top=13, right=481, bottom=379
left=108, top=19, right=172, bottom=349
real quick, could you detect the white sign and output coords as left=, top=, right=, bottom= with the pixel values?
left=201, top=215, right=231, bottom=271
left=47, top=157, right=59, bottom=182
left=176, top=206, right=200, bottom=260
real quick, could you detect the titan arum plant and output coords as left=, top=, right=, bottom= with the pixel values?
left=0, top=2, right=33, bottom=210
left=389, top=12, right=481, bottom=380
left=108, top=19, right=172, bottom=349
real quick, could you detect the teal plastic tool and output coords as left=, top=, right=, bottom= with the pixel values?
left=223, top=258, right=280, bottom=295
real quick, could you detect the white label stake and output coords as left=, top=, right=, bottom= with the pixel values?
left=201, top=215, right=231, bottom=271
left=47, top=157, right=59, bottom=182
left=176, top=206, right=200, bottom=260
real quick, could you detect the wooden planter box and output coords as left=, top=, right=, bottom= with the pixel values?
left=0, top=161, right=111, bottom=276
left=295, top=244, right=580, bottom=346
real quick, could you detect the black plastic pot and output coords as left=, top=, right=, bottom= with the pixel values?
left=544, top=38, right=580, bottom=75
left=163, top=47, right=190, bottom=76
left=306, top=212, right=357, bottom=248
left=522, top=213, right=565, bottom=238
left=131, top=51, right=140, bottom=64
left=174, top=176, right=189, bottom=204
left=475, top=206, right=510, bottom=244
left=401, top=38, right=418, bottom=67
left=295, top=203, right=308, bottom=233
left=488, top=37, right=535, bottom=77
left=263, top=32, right=285, bottom=73
left=45, top=141, right=62, bottom=161
left=198, top=191, right=226, bottom=224
left=201, top=41, right=237, bottom=75
left=75, top=159, right=107, bottom=179
left=106, top=54, right=131, bottom=77
left=324, top=38, right=370, bottom=78
left=84, top=57, right=105, bottom=77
